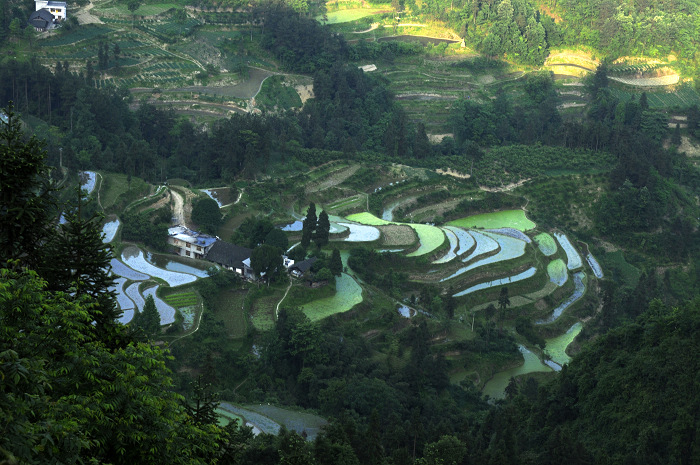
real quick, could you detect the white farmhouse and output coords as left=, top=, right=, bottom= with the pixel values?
left=35, top=0, right=67, bottom=20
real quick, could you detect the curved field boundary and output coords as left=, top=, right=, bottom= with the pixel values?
left=453, top=266, right=537, bottom=297
left=554, top=233, right=583, bottom=270
left=609, top=74, right=679, bottom=86
left=346, top=212, right=445, bottom=256
left=536, top=271, right=586, bottom=325
left=447, top=209, right=535, bottom=232
left=433, top=228, right=458, bottom=264
left=444, top=226, right=476, bottom=257
left=440, top=231, right=526, bottom=282
left=547, top=259, right=568, bottom=287
left=534, top=232, right=557, bottom=256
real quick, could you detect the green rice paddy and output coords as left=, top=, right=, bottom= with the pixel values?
left=544, top=322, right=583, bottom=366
left=318, top=8, right=387, bottom=24
left=345, top=212, right=445, bottom=256
left=301, top=273, right=363, bottom=321
left=447, top=210, right=536, bottom=232
left=534, top=232, right=557, bottom=256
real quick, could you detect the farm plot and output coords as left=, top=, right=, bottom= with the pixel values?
left=405, top=224, right=445, bottom=257
left=485, top=228, right=531, bottom=243
left=242, top=404, right=327, bottom=440
left=200, top=187, right=235, bottom=207
left=112, top=277, right=134, bottom=311
left=302, top=273, right=363, bottom=321
left=163, top=291, right=198, bottom=307
left=80, top=171, right=97, bottom=195
left=447, top=210, right=536, bottom=232
left=482, top=345, right=552, bottom=400
left=432, top=228, right=458, bottom=264
left=345, top=212, right=445, bottom=256
left=145, top=252, right=210, bottom=278
left=339, top=223, right=381, bottom=242
left=544, top=322, right=583, bottom=366
left=322, top=8, right=388, bottom=24
left=547, top=259, right=568, bottom=287
left=554, top=233, right=582, bottom=270
left=444, top=226, right=475, bottom=256
left=586, top=253, right=604, bottom=278
left=125, top=282, right=145, bottom=310
left=109, top=258, right=149, bottom=281
left=378, top=224, right=416, bottom=246
left=143, top=286, right=176, bottom=325
left=440, top=231, right=526, bottom=282
left=39, top=25, right=111, bottom=46
left=122, top=246, right=198, bottom=286
left=608, top=86, right=700, bottom=109
left=102, top=219, right=120, bottom=243
left=608, top=74, right=679, bottom=86
left=218, top=403, right=281, bottom=435
left=534, top=232, right=557, bottom=256
left=452, top=266, right=537, bottom=297
left=536, top=271, right=586, bottom=324
left=250, top=292, right=281, bottom=331
left=213, top=289, right=247, bottom=338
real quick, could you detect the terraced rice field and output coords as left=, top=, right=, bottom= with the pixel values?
left=122, top=247, right=198, bottom=286
left=448, top=210, right=535, bottom=232
left=433, top=228, right=458, bottom=264
left=444, top=226, right=475, bottom=256
left=537, top=271, right=586, bottom=324
left=345, top=212, right=445, bottom=256
left=547, top=259, right=568, bottom=286
left=534, top=232, right=557, bottom=256
left=302, top=273, right=363, bottom=321
left=554, top=233, right=583, bottom=270
left=442, top=231, right=527, bottom=281
left=143, top=286, right=176, bottom=325
left=544, top=322, right=583, bottom=366
left=319, top=8, right=387, bottom=24
left=586, top=253, right=604, bottom=278
left=102, top=219, right=120, bottom=243
left=378, top=224, right=416, bottom=246
left=452, top=266, right=537, bottom=297
left=482, top=345, right=552, bottom=399
left=339, top=222, right=381, bottom=242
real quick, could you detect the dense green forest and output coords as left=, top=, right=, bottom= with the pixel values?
left=3, top=0, right=700, bottom=463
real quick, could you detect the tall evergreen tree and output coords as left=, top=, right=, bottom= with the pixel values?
left=330, top=248, right=343, bottom=277
left=40, top=191, right=118, bottom=336
left=136, top=295, right=161, bottom=337
left=301, top=202, right=317, bottom=248
left=314, top=210, right=330, bottom=247
left=0, top=104, right=55, bottom=269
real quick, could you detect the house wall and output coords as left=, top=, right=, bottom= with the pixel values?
left=167, top=237, right=207, bottom=259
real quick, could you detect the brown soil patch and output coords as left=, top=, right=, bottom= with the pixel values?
left=295, top=84, right=314, bottom=104
left=436, top=168, right=470, bottom=178
left=678, top=136, right=700, bottom=156
left=378, top=224, right=417, bottom=246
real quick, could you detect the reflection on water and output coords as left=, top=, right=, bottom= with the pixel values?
left=482, top=345, right=552, bottom=400
left=146, top=252, right=210, bottom=278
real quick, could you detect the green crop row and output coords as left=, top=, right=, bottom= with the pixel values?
left=608, top=86, right=700, bottom=109
left=40, top=25, right=112, bottom=47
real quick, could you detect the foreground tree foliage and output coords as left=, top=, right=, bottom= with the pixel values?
left=0, top=267, right=225, bottom=464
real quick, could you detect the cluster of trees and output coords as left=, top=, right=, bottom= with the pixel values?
left=556, top=0, right=700, bottom=67
left=300, top=202, right=330, bottom=249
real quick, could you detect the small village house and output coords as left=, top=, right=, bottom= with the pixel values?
left=29, top=0, right=67, bottom=31
left=167, top=225, right=217, bottom=259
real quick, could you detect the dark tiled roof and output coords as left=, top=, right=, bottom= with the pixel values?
left=29, top=9, right=54, bottom=29
left=206, top=240, right=251, bottom=269
left=290, top=257, right=317, bottom=274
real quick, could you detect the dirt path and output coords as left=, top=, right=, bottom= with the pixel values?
left=480, top=178, right=531, bottom=192
left=275, top=276, right=293, bottom=319
left=170, top=188, right=186, bottom=226
left=74, top=1, right=103, bottom=25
